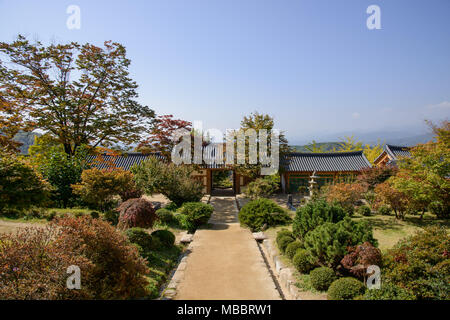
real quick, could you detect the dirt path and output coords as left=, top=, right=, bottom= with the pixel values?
left=174, top=196, right=281, bottom=300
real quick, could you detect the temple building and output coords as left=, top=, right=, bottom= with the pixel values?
left=373, top=144, right=411, bottom=167
left=87, top=149, right=372, bottom=195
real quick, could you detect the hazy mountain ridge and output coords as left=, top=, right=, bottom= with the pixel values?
left=291, top=132, right=435, bottom=152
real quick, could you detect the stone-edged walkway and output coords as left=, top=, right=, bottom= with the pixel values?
left=174, top=196, right=281, bottom=300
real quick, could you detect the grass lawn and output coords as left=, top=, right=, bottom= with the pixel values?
left=351, top=212, right=450, bottom=252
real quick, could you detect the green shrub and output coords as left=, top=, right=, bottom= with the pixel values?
left=293, top=249, right=314, bottom=274
left=238, top=198, right=291, bottom=232
left=72, top=168, right=139, bottom=211
left=278, top=236, right=295, bottom=253
left=357, top=205, right=371, bottom=216
left=0, top=155, right=50, bottom=212
left=303, top=217, right=377, bottom=268
left=285, top=241, right=303, bottom=259
left=276, top=229, right=294, bottom=246
left=363, top=283, right=415, bottom=300
left=292, top=200, right=346, bottom=240
left=177, top=202, right=213, bottom=233
left=310, top=267, right=337, bottom=291
left=156, top=208, right=175, bottom=224
left=151, top=230, right=175, bottom=247
left=165, top=202, right=179, bottom=212
left=103, top=210, right=119, bottom=225
left=244, top=174, right=280, bottom=200
left=428, top=201, right=449, bottom=219
left=90, top=211, right=100, bottom=219
left=131, top=157, right=204, bottom=206
left=117, top=198, right=157, bottom=230
left=44, top=147, right=88, bottom=208
left=377, top=205, right=391, bottom=216
left=45, top=211, right=57, bottom=221
left=125, top=228, right=153, bottom=252
left=327, top=277, right=366, bottom=300
left=383, top=226, right=450, bottom=300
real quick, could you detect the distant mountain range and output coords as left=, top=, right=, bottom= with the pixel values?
left=290, top=132, right=435, bottom=152
left=13, top=129, right=435, bottom=155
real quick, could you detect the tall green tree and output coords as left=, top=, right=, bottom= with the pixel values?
left=233, top=111, right=290, bottom=178
left=0, top=35, right=154, bottom=156
left=390, top=121, right=450, bottom=218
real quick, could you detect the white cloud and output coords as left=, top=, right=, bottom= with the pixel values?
left=426, top=101, right=450, bottom=110
left=351, top=112, right=360, bottom=119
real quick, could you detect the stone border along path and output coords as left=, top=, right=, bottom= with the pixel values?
left=163, top=195, right=281, bottom=300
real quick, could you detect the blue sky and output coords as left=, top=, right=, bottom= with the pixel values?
left=1, top=0, right=449, bottom=144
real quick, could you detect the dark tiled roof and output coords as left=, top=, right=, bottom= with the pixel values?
left=281, top=151, right=371, bottom=172
left=385, top=144, right=411, bottom=160
left=373, top=144, right=411, bottom=164
left=86, top=152, right=165, bottom=171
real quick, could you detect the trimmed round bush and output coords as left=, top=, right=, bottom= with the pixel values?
left=310, top=267, right=337, bottom=291
left=238, top=198, right=291, bottom=232
left=165, top=202, right=179, bottom=212
left=278, top=235, right=295, bottom=253
left=377, top=205, right=391, bottom=216
left=116, top=198, right=157, bottom=230
left=90, top=211, right=100, bottom=219
left=285, top=241, right=303, bottom=259
left=293, top=249, right=314, bottom=274
left=151, top=229, right=175, bottom=247
left=357, top=205, right=372, bottom=216
left=276, top=229, right=294, bottom=246
left=327, top=277, right=366, bottom=300
left=125, top=227, right=153, bottom=251
left=364, top=283, right=415, bottom=300
left=156, top=208, right=175, bottom=224
left=177, top=202, right=214, bottom=233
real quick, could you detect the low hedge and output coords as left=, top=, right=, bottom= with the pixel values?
left=151, top=230, right=175, bottom=247
left=327, top=277, right=366, bottom=300
left=285, top=241, right=303, bottom=259
left=278, top=236, right=295, bottom=253
left=310, top=267, right=336, bottom=291
left=156, top=208, right=175, bottom=224
left=292, top=249, right=313, bottom=274
left=125, top=227, right=153, bottom=251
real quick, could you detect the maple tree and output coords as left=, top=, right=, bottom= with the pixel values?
left=137, top=114, right=191, bottom=158
left=0, top=35, right=154, bottom=156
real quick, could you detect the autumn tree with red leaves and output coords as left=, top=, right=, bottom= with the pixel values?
left=137, top=114, right=192, bottom=158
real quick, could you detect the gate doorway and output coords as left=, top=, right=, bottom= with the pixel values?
left=211, top=169, right=235, bottom=196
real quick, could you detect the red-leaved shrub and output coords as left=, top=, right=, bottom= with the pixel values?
left=0, top=216, right=150, bottom=299
left=340, top=242, right=382, bottom=279
left=117, top=198, right=157, bottom=230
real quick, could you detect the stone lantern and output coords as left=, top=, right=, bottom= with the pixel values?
left=308, top=171, right=319, bottom=197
